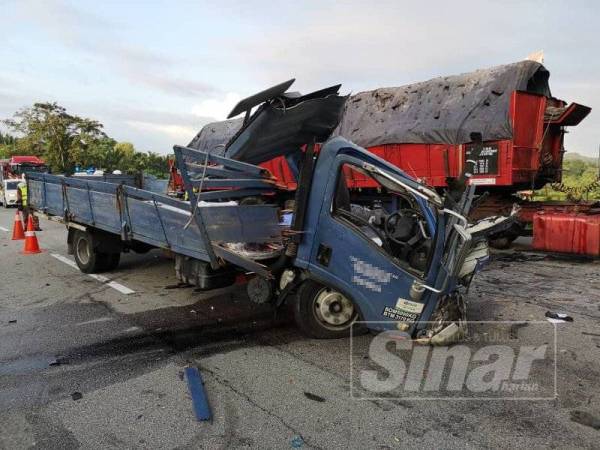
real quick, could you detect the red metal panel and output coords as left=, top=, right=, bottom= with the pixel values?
left=260, top=156, right=297, bottom=190
left=510, top=92, right=546, bottom=148
left=468, top=140, right=514, bottom=187
left=533, top=212, right=600, bottom=256
left=10, top=156, right=45, bottom=164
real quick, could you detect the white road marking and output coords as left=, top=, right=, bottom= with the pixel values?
left=51, top=253, right=78, bottom=269
left=106, top=281, right=136, bottom=295
left=76, top=317, right=114, bottom=326
left=0, top=226, right=9, bottom=232
left=89, top=274, right=109, bottom=283
left=50, top=253, right=135, bottom=295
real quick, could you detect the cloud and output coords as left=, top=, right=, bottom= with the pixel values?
left=17, top=0, right=218, bottom=97
left=191, top=93, right=242, bottom=120
left=79, top=103, right=216, bottom=151
left=125, top=121, right=197, bottom=140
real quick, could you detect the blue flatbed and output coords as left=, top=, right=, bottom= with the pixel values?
left=27, top=171, right=283, bottom=270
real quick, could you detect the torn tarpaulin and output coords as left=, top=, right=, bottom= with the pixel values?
left=333, top=60, right=550, bottom=147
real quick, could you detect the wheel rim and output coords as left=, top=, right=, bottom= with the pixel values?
left=76, top=237, right=91, bottom=265
left=313, top=289, right=356, bottom=330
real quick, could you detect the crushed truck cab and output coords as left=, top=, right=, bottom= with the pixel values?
left=28, top=80, right=512, bottom=342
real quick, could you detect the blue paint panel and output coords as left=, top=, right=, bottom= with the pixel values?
left=65, top=187, right=93, bottom=223
left=45, top=183, right=64, bottom=215
left=184, top=367, right=211, bottom=421
left=89, top=191, right=121, bottom=232
left=27, top=168, right=282, bottom=269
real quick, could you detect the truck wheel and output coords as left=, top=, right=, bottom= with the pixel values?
left=98, top=252, right=121, bottom=272
left=294, top=280, right=363, bottom=339
left=73, top=230, right=103, bottom=273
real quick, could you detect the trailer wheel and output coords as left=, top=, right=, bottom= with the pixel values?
left=72, top=230, right=103, bottom=273
left=294, top=280, right=364, bottom=339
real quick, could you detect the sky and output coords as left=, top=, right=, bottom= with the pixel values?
left=1, top=0, right=599, bottom=156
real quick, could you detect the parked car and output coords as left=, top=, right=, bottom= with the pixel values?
left=0, top=179, right=20, bottom=207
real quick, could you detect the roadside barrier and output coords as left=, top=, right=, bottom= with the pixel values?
left=11, top=210, right=25, bottom=240
left=23, top=215, right=42, bottom=254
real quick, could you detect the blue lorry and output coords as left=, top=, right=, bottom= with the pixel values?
left=27, top=80, right=511, bottom=343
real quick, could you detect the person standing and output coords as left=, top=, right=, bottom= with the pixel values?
left=16, top=177, right=40, bottom=230
left=16, top=178, right=28, bottom=223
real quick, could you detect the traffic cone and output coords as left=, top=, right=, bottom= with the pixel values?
left=23, top=215, right=42, bottom=254
left=11, top=210, right=25, bottom=240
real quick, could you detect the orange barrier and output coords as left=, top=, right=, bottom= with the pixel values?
left=22, top=215, right=42, bottom=254
left=11, top=210, right=25, bottom=240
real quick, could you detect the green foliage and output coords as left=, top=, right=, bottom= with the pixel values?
left=534, top=158, right=600, bottom=201
left=2, top=103, right=170, bottom=178
left=0, top=132, right=18, bottom=159
left=3, top=102, right=106, bottom=173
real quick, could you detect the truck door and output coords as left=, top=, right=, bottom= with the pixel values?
left=305, top=156, right=445, bottom=331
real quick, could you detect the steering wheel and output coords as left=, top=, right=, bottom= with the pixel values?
left=336, top=208, right=393, bottom=253
left=384, top=209, right=419, bottom=245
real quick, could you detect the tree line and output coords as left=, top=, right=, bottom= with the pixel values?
left=540, top=158, right=600, bottom=201
left=1, top=102, right=170, bottom=178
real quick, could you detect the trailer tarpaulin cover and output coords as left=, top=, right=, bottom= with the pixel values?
left=334, top=61, right=550, bottom=147
left=188, top=61, right=551, bottom=156
left=188, top=118, right=243, bottom=156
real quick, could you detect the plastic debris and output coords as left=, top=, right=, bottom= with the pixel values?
left=184, top=367, right=211, bottom=421
left=290, top=436, right=304, bottom=448
left=71, top=392, right=83, bottom=401
left=545, top=311, right=574, bottom=323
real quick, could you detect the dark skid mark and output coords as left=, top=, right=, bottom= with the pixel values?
left=570, top=410, right=600, bottom=430
left=303, top=391, right=326, bottom=402
left=55, top=314, right=289, bottom=367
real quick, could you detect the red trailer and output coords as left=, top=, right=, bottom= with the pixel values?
left=187, top=60, right=593, bottom=248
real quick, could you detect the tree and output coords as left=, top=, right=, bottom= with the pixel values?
left=3, top=103, right=171, bottom=179
left=3, top=102, right=106, bottom=173
left=0, top=132, right=17, bottom=159
left=143, top=151, right=170, bottom=178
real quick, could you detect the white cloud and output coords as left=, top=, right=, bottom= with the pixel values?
left=125, top=120, right=197, bottom=141
left=191, top=92, right=242, bottom=121
left=17, top=0, right=218, bottom=97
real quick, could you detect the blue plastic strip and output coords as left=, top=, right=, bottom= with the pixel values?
left=184, top=367, right=211, bottom=421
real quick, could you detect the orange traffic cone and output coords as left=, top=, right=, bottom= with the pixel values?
left=23, top=215, right=42, bottom=254
left=11, top=210, right=25, bottom=240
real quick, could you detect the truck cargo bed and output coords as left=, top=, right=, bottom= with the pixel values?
left=27, top=173, right=283, bottom=267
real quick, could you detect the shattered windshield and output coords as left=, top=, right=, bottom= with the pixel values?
left=359, top=163, right=443, bottom=207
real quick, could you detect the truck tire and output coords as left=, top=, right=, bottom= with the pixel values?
left=72, top=230, right=104, bottom=273
left=294, top=280, right=364, bottom=339
left=98, top=252, right=121, bottom=272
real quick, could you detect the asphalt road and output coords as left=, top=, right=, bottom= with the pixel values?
left=1, top=206, right=600, bottom=449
